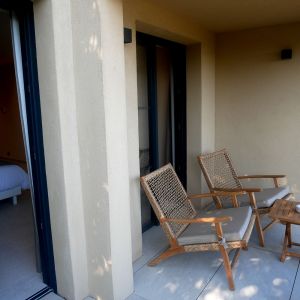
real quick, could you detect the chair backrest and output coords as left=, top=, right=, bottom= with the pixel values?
left=198, top=149, right=242, bottom=207
left=140, top=164, right=196, bottom=241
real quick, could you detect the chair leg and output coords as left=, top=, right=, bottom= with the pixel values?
left=231, top=248, right=241, bottom=269
left=219, top=245, right=235, bottom=290
left=148, top=247, right=184, bottom=266
left=254, top=210, right=265, bottom=247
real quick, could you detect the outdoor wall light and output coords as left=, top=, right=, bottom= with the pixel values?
left=281, top=48, right=292, bottom=60
left=124, top=28, right=132, bottom=44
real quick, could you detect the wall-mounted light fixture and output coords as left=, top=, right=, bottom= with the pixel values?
left=281, top=49, right=292, bottom=60
left=124, top=28, right=132, bottom=44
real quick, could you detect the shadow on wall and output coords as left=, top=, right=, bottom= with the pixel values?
left=71, top=0, right=132, bottom=298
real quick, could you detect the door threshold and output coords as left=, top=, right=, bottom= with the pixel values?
left=26, top=287, right=53, bottom=300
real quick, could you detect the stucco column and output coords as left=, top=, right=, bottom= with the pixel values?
left=74, top=0, right=134, bottom=299
left=123, top=24, right=143, bottom=261
left=187, top=41, right=215, bottom=199
left=187, top=44, right=203, bottom=197
left=34, top=0, right=133, bottom=299
left=34, top=0, right=89, bottom=298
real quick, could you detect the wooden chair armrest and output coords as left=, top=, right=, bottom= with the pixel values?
left=160, top=216, right=232, bottom=224
left=214, top=187, right=262, bottom=193
left=238, top=175, right=287, bottom=188
left=238, top=175, right=286, bottom=179
left=187, top=191, right=245, bottom=200
left=213, top=189, right=260, bottom=210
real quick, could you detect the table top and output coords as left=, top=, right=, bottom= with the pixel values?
left=269, top=199, right=300, bottom=225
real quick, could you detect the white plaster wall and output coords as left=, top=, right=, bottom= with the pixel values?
left=123, top=0, right=215, bottom=260
left=216, top=23, right=300, bottom=196
left=34, top=0, right=133, bottom=299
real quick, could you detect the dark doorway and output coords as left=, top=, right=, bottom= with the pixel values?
left=137, top=32, right=187, bottom=232
left=0, top=1, right=56, bottom=298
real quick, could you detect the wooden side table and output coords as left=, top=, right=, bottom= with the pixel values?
left=269, top=199, right=300, bottom=262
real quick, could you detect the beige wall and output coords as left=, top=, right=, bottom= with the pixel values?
left=123, top=0, right=215, bottom=260
left=34, top=0, right=133, bottom=299
left=216, top=23, right=300, bottom=195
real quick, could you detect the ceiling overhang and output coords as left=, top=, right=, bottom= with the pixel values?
left=147, top=0, right=300, bottom=32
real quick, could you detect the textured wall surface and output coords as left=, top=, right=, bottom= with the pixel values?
left=216, top=23, right=300, bottom=195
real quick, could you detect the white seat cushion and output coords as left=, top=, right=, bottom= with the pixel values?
left=177, top=206, right=252, bottom=245
left=237, top=186, right=290, bottom=208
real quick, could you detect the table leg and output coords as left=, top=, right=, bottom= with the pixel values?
left=287, top=223, right=292, bottom=248
left=280, top=224, right=289, bottom=262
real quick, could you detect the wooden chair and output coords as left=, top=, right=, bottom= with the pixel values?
left=140, top=163, right=256, bottom=290
left=197, top=149, right=292, bottom=247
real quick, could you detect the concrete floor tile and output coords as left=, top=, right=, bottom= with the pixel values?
left=126, top=293, right=149, bottom=300
left=133, top=251, right=223, bottom=300
left=40, top=292, right=65, bottom=300
left=289, top=263, right=300, bottom=300
left=198, top=247, right=298, bottom=300
left=0, top=275, right=46, bottom=300
left=133, top=226, right=168, bottom=272
left=0, top=194, right=45, bottom=298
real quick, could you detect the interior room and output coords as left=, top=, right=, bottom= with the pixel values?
left=0, top=10, right=46, bottom=299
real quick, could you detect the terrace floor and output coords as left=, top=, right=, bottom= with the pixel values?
left=127, top=215, right=300, bottom=300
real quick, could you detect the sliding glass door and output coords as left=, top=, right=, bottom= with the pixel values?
left=0, top=1, right=56, bottom=296
left=137, top=32, right=187, bottom=231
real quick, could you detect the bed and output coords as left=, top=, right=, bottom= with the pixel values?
left=0, top=164, right=30, bottom=205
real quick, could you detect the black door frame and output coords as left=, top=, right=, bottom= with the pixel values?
left=0, top=0, right=57, bottom=293
left=137, top=32, right=187, bottom=229
left=136, top=32, right=187, bottom=186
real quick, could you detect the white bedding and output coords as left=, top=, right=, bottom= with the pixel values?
left=0, top=165, right=30, bottom=191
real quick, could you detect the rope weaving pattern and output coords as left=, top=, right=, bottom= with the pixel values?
left=142, top=164, right=196, bottom=237
left=199, top=149, right=242, bottom=205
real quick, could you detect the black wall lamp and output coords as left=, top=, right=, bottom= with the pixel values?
left=281, top=48, right=292, bottom=60
left=124, top=28, right=132, bottom=44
